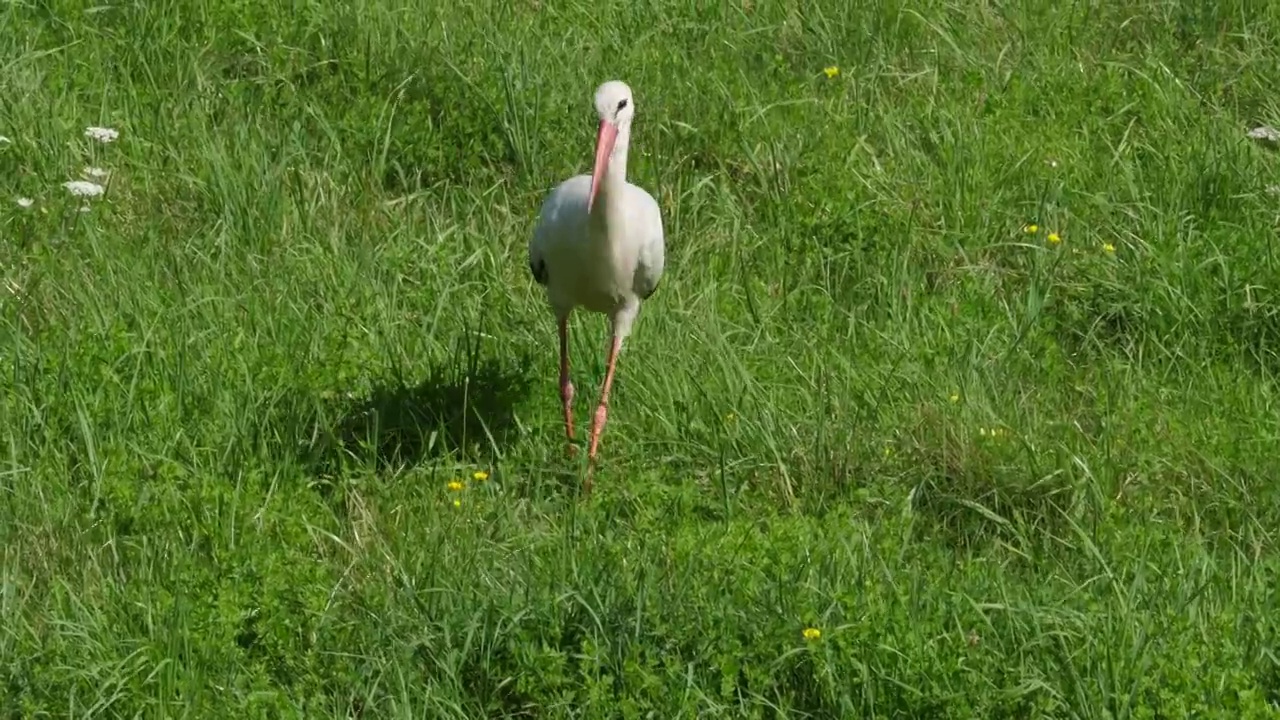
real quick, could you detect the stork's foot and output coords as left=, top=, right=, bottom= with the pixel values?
left=581, top=336, right=621, bottom=499
left=557, top=317, right=577, bottom=460
left=587, top=403, right=608, bottom=463
left=560, top=380, right=576, bottom=447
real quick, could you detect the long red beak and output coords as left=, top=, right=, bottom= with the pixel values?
left=588, top=119, right=618, bottom=213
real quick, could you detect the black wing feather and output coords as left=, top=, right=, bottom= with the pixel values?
left=638, top=276, right=660, bottom=300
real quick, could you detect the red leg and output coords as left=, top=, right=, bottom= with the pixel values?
left=585, top=335, right=622, bottom=493
left=559, top=316, right=577, bottom=457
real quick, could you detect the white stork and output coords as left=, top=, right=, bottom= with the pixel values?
left=528, top=80, right=666, bottom=492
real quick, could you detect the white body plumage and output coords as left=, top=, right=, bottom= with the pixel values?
left=529, top=82, right=665, bottom=338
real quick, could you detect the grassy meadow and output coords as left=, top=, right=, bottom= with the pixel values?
left=4, top=0, right=1280, bottom=716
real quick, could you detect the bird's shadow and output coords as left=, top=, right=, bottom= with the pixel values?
left=288, top=333, right=535, bottom=480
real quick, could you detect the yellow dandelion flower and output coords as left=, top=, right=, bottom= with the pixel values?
left=1102, top=242, right=1116, bottom=254
left=823, top=66, right=839, bottom=79
left=1047, top=232, right=1061, bottom=245
left=452, top=499, right=461, bottom=508
left=473, top=470, right=489, bottom=481
left=803, top=627, right=822, bottom=641
left=447, top=480, right=464, bottom=492
left=1024, top=224, right=1039, bottom=234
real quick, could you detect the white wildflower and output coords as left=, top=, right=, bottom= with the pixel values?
left=79, top=205, right=91, bottom=213
left=63, top=180, right=105, bottom=198
left=82, top=166, right=109, bottom=180
left=16, top=197, right=33, bottom=208
left=84, top=126, right=119, bottom=143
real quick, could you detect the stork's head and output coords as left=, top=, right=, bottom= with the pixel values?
left=589, top=80, right=635, bottom=212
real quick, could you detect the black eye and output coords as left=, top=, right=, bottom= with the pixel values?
left=616, top=98, right=628, bottom=111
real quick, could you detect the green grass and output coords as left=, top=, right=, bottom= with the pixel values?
left=3, top=0, right=1280, bottom=716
